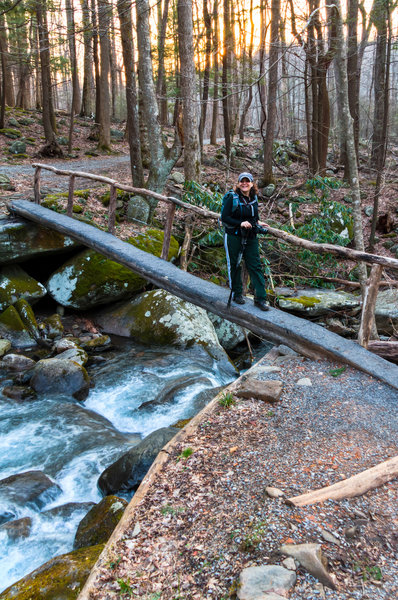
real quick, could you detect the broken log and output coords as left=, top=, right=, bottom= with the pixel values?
left=287, top=455, right=398, bottom=506
left=358, top=264, right=383, bottom=348
left=367, top=341, right=398, bottom=361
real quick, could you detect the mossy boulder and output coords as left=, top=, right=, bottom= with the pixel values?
left=57, top=347, right=88, bottom=366
left=0, top=516, right=32, bottom=541
left=46, top=230, right=179, bottom=310
left=0, top=173, right=14, bottom=190
left=73, top=495, right=127, bottom=549
left=278, top=288, right=360, bottom=316
left=30, top=358, right=90, bottom=400
left=95, top=289, right=231, bottom=362
left=9, top=140, right=27, bottom=155
left=98, top=427, right=178, bottom=495
left=0, top=127, right=21, bottom=138
left=128, top=228, right=179, bottom=262
left=14, top=298, right=40, bottom=340
left=0, top=265, right=46, bottom=311
left=42, top=314, right=64, bottom=339
left=0, top=543, right=104, bottom=600
left=46, top=249, right=147, bottom=309
left=0, top=305, right=36, bottom=348
left=126, top=195, right=150, bottom=223
left=0, top=218, right=79, bottom=265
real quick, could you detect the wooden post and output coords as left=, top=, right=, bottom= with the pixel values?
left=358, top=264, right=383, bottom=348
left=67, top=175, right=75, bottom=217
left=108, top=184, right=117, bottom=234
left=34, top=167, right=41, bottom=204
left=161, top=202, right=176, bottom=260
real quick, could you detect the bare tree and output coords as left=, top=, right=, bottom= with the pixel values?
left=263, top=0, right=280, bottom=183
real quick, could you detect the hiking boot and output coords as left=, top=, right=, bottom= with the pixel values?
left=254, top=299, right=269, bottom=311
left=233, top=294, right=245, bottom=305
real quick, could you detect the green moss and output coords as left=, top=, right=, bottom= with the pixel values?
left=14, top=299, right=39, bottom=338
left=100, top=188, right=130, bottom=207
left=72, top=204, right=83, bottom=214
left=0, top=544, right=104, bottom=600
left=280, top=295, right=322, bottom=308
left=128, top=228, right=179, bottom=262
left=73, top=496, right=127, bottom=549
left=0, top=305, right=26, bottom=331
left=0, top=265, right=46, bottom=311
left=172, top=418, right=192, bottom=428
left=74, top=189, right=90, bottom=199
left=43, top=314, right=64, bottom=338
left=0, top=128, right=21, bottom=138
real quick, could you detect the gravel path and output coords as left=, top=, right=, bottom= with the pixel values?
left=82, top=347, right=398, bottom=600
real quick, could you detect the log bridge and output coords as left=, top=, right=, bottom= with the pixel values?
left=7, top=164, right=398, bottom=390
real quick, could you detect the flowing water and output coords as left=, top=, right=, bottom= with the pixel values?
left=0, top=340, right=237, bottom=592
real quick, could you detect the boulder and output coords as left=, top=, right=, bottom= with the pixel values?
left=0, top=217, right=79, bottom=265
left=2, top=385, right=35, bottom=400
left=237, top=565, right=296, bottom=600
left=41, top=502, right=95, bottom=520
left=0, top=338, right=11, bottom=357
left=46, top=230, right=179, bottom=310
left=73, top=495, right=128, bottom=549
left=0, top=265, right=46, bottom=311
left=42, top=314, right=64, bottom=339
left=0, top=173, right=14, bottom=191
left=278, top=288, right=360, bottom=316
left=0, top=471, right=61, bottom=523
left=98, top=427, right=178, bottom=495
left=208, top=312, right=248, bottom=350
left=375, top=288, right=398, bottom=334
left=2, top=353, right=35, bottom=371
left=0, top=516, right=32, bottom=541
left=56, top=347, right=88, bottom=366
left=9, top=140, right=27, bottom=155
left=14, top=298, right=40, bottom=340
left=0, top=543, right=104, bottom=600
left=95, top=289, right=231, bottom=363
left=30, top=358, right=90, bottom=401
left=126, top=195, right=150, bottom=223
left=0, top=305, right=36, bottom=348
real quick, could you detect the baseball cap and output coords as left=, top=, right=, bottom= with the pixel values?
left=238, top=172, right=253, bottom=182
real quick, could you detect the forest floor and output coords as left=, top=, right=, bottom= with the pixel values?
left=82, top=350, right=398, bottom=600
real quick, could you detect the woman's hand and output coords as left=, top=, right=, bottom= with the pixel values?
left=241, top=221, right=252, bottom=229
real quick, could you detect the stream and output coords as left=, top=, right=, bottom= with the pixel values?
left=0, top=338, right=240, bottom=592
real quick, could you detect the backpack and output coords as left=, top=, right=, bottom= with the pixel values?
left=220, top=190, right=258, bottom=228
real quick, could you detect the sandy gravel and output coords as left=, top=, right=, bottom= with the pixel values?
left=84, top=348, right=398, bottom=600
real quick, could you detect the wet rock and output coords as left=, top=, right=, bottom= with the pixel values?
left=0, top=217, right=79, bottom=265
left=375, top=288, right=398, bottom=334
left=95, top=289, right=233, bottom=364
left=0, top=338, right=11, bottom=356
left=236, top=378, right=283, bottom=403
left=30, top=358, right=90, bottom=400
left=2, top=353, right=35, bottom=371
left=2, top=385, right=35, bottom=400
left=14, top=299, right=40, bottom=341
left=207, top=312, right=247, bottom=350
left=73, top=495, right=128, bottom=549
left=278, top=289, right=360, bottom=317
left=0, top=543, right=104, bottom=600
left=56, top=347, right=89, bottom=366
left=79, top=334, right=111, bottom=351
left=54, top=338, right=81, bottom=353
left=237, top=565, right=296, bottom=600
left=42, top=314, right=64, bottom=339
left=0, top=265, right=46, bottom=311
left=42, top=502, right=95, bottom=520
left=98, top=427, right=178, bottom=495
left=279, top=542, right=336, bottom=589
left=0, top=516, right=32, bottom=541
left=0, top=471, right=61, bottom=522
left=0, top=305, right=36, bottom=348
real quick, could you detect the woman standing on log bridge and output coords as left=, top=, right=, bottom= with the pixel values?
left=221, top=172, right=269, bottom=311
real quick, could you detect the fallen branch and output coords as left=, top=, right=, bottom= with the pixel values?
left=287, top=455, right=398, bottom=506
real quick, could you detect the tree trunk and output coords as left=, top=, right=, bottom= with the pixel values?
left=199, top=0, right=211, bottom=151
left=238, top=0, right=254, bottom=140
left=156, top=0, right=170, bottom=125
left=65, top=0, right=81, bottom=115
left=333, top=0, right=367, bottom=288
left=263, top=0, right=280, bottom=183
left=35, top=0, right=63, bottom=157
left=177, top=0, right=200, bottom=181
left=117, top=0, right=144, bottom=186
left=209, top=0, right=219, bottom=145
left=80, top=0, right=94, bottom=116
left=91, top=0, right=101, bottom=124
left=0, top=13, right=15, bottom=106
left=97, top=0, right=111, bottom=150
left=222, top=0, right=232, bottom=161
left=136, top=0, right=181, bottom=205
